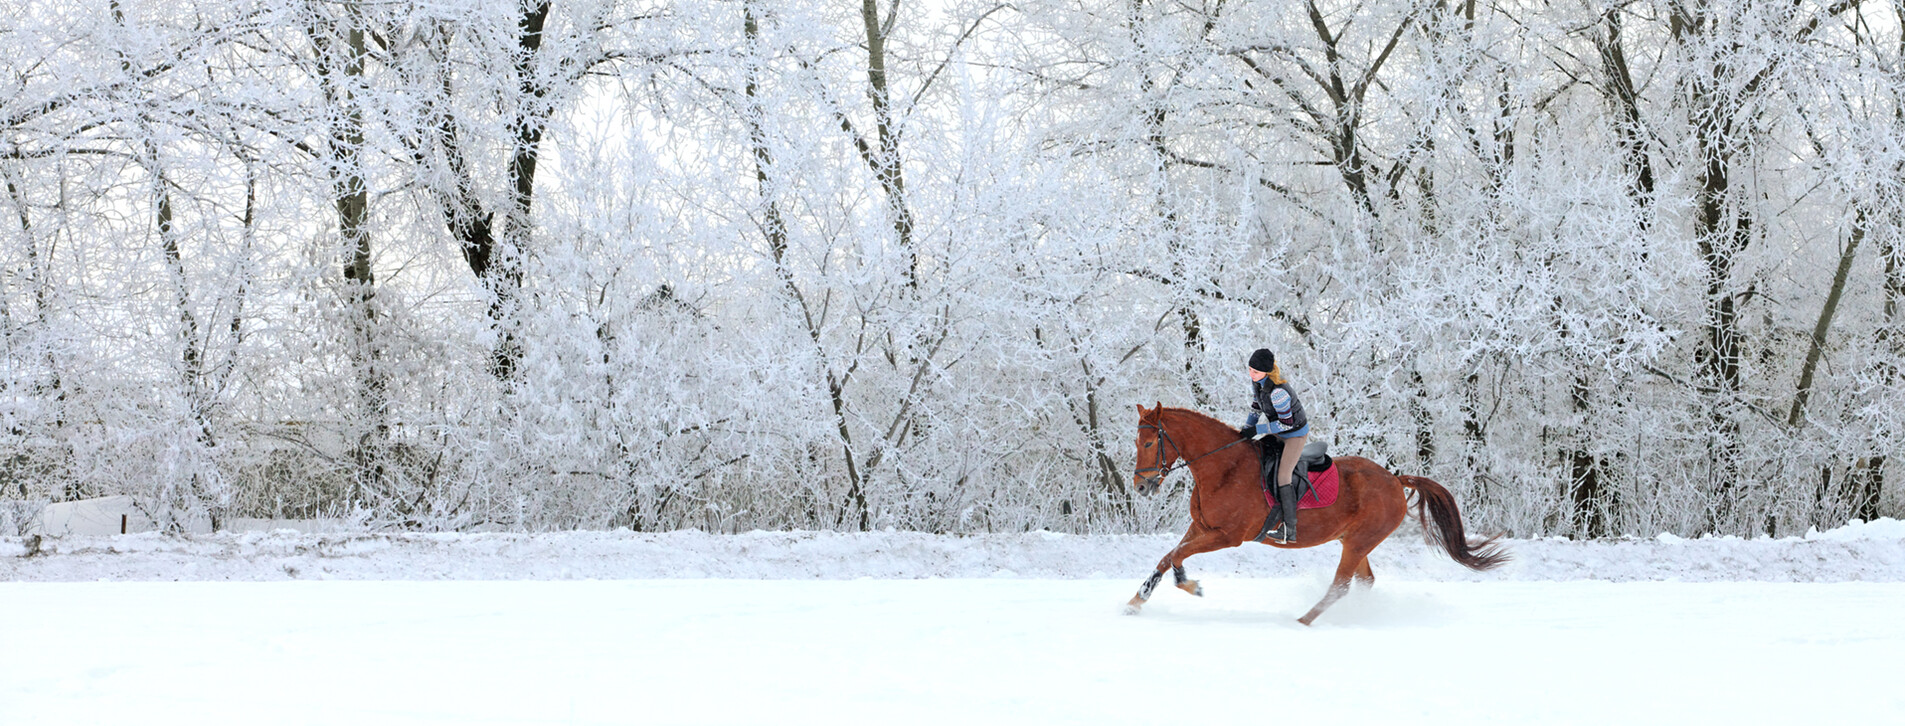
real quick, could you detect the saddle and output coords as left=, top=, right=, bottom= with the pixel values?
left=1275, top=441, right=1338, bottom=509
left=1253, top=441, right=1341, bottom=543
left=1297, top=440, right=1332, bottom=474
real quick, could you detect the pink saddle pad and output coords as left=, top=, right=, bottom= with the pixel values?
left=1266, top=463, right=1340, bottom=510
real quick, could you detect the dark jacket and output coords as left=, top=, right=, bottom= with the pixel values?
left=1248, top=378, right=1309, bottom=439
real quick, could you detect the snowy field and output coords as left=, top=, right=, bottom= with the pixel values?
left=5, top=520, right=1905, bottom=725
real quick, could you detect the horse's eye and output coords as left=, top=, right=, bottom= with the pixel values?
left=1143, top=442, right=1153, bottom=448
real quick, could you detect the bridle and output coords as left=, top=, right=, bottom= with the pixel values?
left=1135, top=417, right=1254, bottom=484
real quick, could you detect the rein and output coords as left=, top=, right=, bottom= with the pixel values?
left=1136, top=420, right=1255, bottom=480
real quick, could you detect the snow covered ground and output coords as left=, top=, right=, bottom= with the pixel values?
left=3, top=578, right=1901, bottom=725
left=4, top=520, right=1904, bottom=725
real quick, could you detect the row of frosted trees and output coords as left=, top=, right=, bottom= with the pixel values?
left=2, top=0, right=1901, bottom=537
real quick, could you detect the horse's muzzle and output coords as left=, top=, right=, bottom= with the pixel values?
left=1133, top=473, right=1162, bottom=496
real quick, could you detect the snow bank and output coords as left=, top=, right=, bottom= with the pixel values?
left=4, top=518, right=1902, bottom=582
left=1805, top=516, right=1905, bottom=541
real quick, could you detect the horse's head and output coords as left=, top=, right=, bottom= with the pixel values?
left=1133, top=402, right=1173, bottom=496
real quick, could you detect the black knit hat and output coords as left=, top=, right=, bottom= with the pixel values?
left=1248, top=348, right=1275, bottom=372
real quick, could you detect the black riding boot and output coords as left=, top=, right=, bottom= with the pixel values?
left=1270, top=483, right=1299, bottom=544
left=1258, top=440, right=1299, bottom=543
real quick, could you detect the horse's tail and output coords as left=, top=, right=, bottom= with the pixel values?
left=1399, top=475, right=1511, bottom=572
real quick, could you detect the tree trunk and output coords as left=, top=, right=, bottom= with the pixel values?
left=1411, top=368, right=1435, bottom=468
left=1081, top=352, right=1136, bottom=527
left=1596, top=6, right=1656, bottom=221
left=310, top=0, right=384, bottom=503
left=1854, top=7, right=1905, bottom=523
left=111, top=1, right=213, bottom=448
left=1309, top=16, right=1374, bottom=217
left=1560, top=3, right=1655, bottom=536
left=1567, top=376, right=1609, bottom=538
left=491, top=1, right=551, bottom=380
left=746, top=3, right=867, bottom=530
left=744, top=3, right=792, bottom=286
left=829, top=375, right=870, bottom=531
left=1852, top=457, right=1884, bottom=522
left=860, top=0, right=917, bottom=288
left=113, top=3, right=219, bottom=533
left=1674, top=2, right=1750, bottom=528
left=148, top=163, right=212, bottom=445
left=1129, top=0, right=1212, bottom=408
left=418, top=2, right=551, bottom=383
left=2, top=167, right=64, bottom=426
left=1787, top=213, right=1864, bottom=427
left=1861, top=203, right=1905, bottom=521
left=1302, top=0, right=1412, bottom=219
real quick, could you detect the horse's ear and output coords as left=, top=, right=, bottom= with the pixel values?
left=1154, top=401, right=1162, bottom=413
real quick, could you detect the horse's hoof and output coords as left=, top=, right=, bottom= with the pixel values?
left=1123, top=603, right=1143, bottom=616
left=1178, top=581, right=1204, bottom=597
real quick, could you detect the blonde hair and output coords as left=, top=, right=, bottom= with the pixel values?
left=1267, top=364, right=1286, bottom=385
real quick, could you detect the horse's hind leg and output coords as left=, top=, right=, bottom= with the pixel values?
left=1353, top=558, right=1375, bottom=588
left=1297, top=537, right=1379, bottom=626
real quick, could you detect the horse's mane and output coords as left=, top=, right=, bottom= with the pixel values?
left=1158, top=406, right=1246, bottom=441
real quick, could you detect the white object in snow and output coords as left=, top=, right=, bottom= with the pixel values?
left=29, top=496, right=210, bottom=536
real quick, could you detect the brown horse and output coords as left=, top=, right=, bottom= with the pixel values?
left=1127, top=403, right=1508, bottom=624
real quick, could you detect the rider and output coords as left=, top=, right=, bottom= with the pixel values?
left=1246, top=348, right=1308, bottom=544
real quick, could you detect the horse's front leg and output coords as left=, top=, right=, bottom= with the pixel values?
left=1172, top=564, right=1202, bottom=597
left=1125, top=525, right=1234, bottom=614
left=1125, top=568, right=1167, bottom=615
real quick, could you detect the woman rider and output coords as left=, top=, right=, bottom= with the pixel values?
left=1245, top=348, right=1308, bottom=544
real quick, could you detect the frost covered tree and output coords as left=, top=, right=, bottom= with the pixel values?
left=0, top=0, right=1899, bottom=538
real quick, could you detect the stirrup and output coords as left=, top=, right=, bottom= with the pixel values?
left=1267, top=523, right=1296, bottom=544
